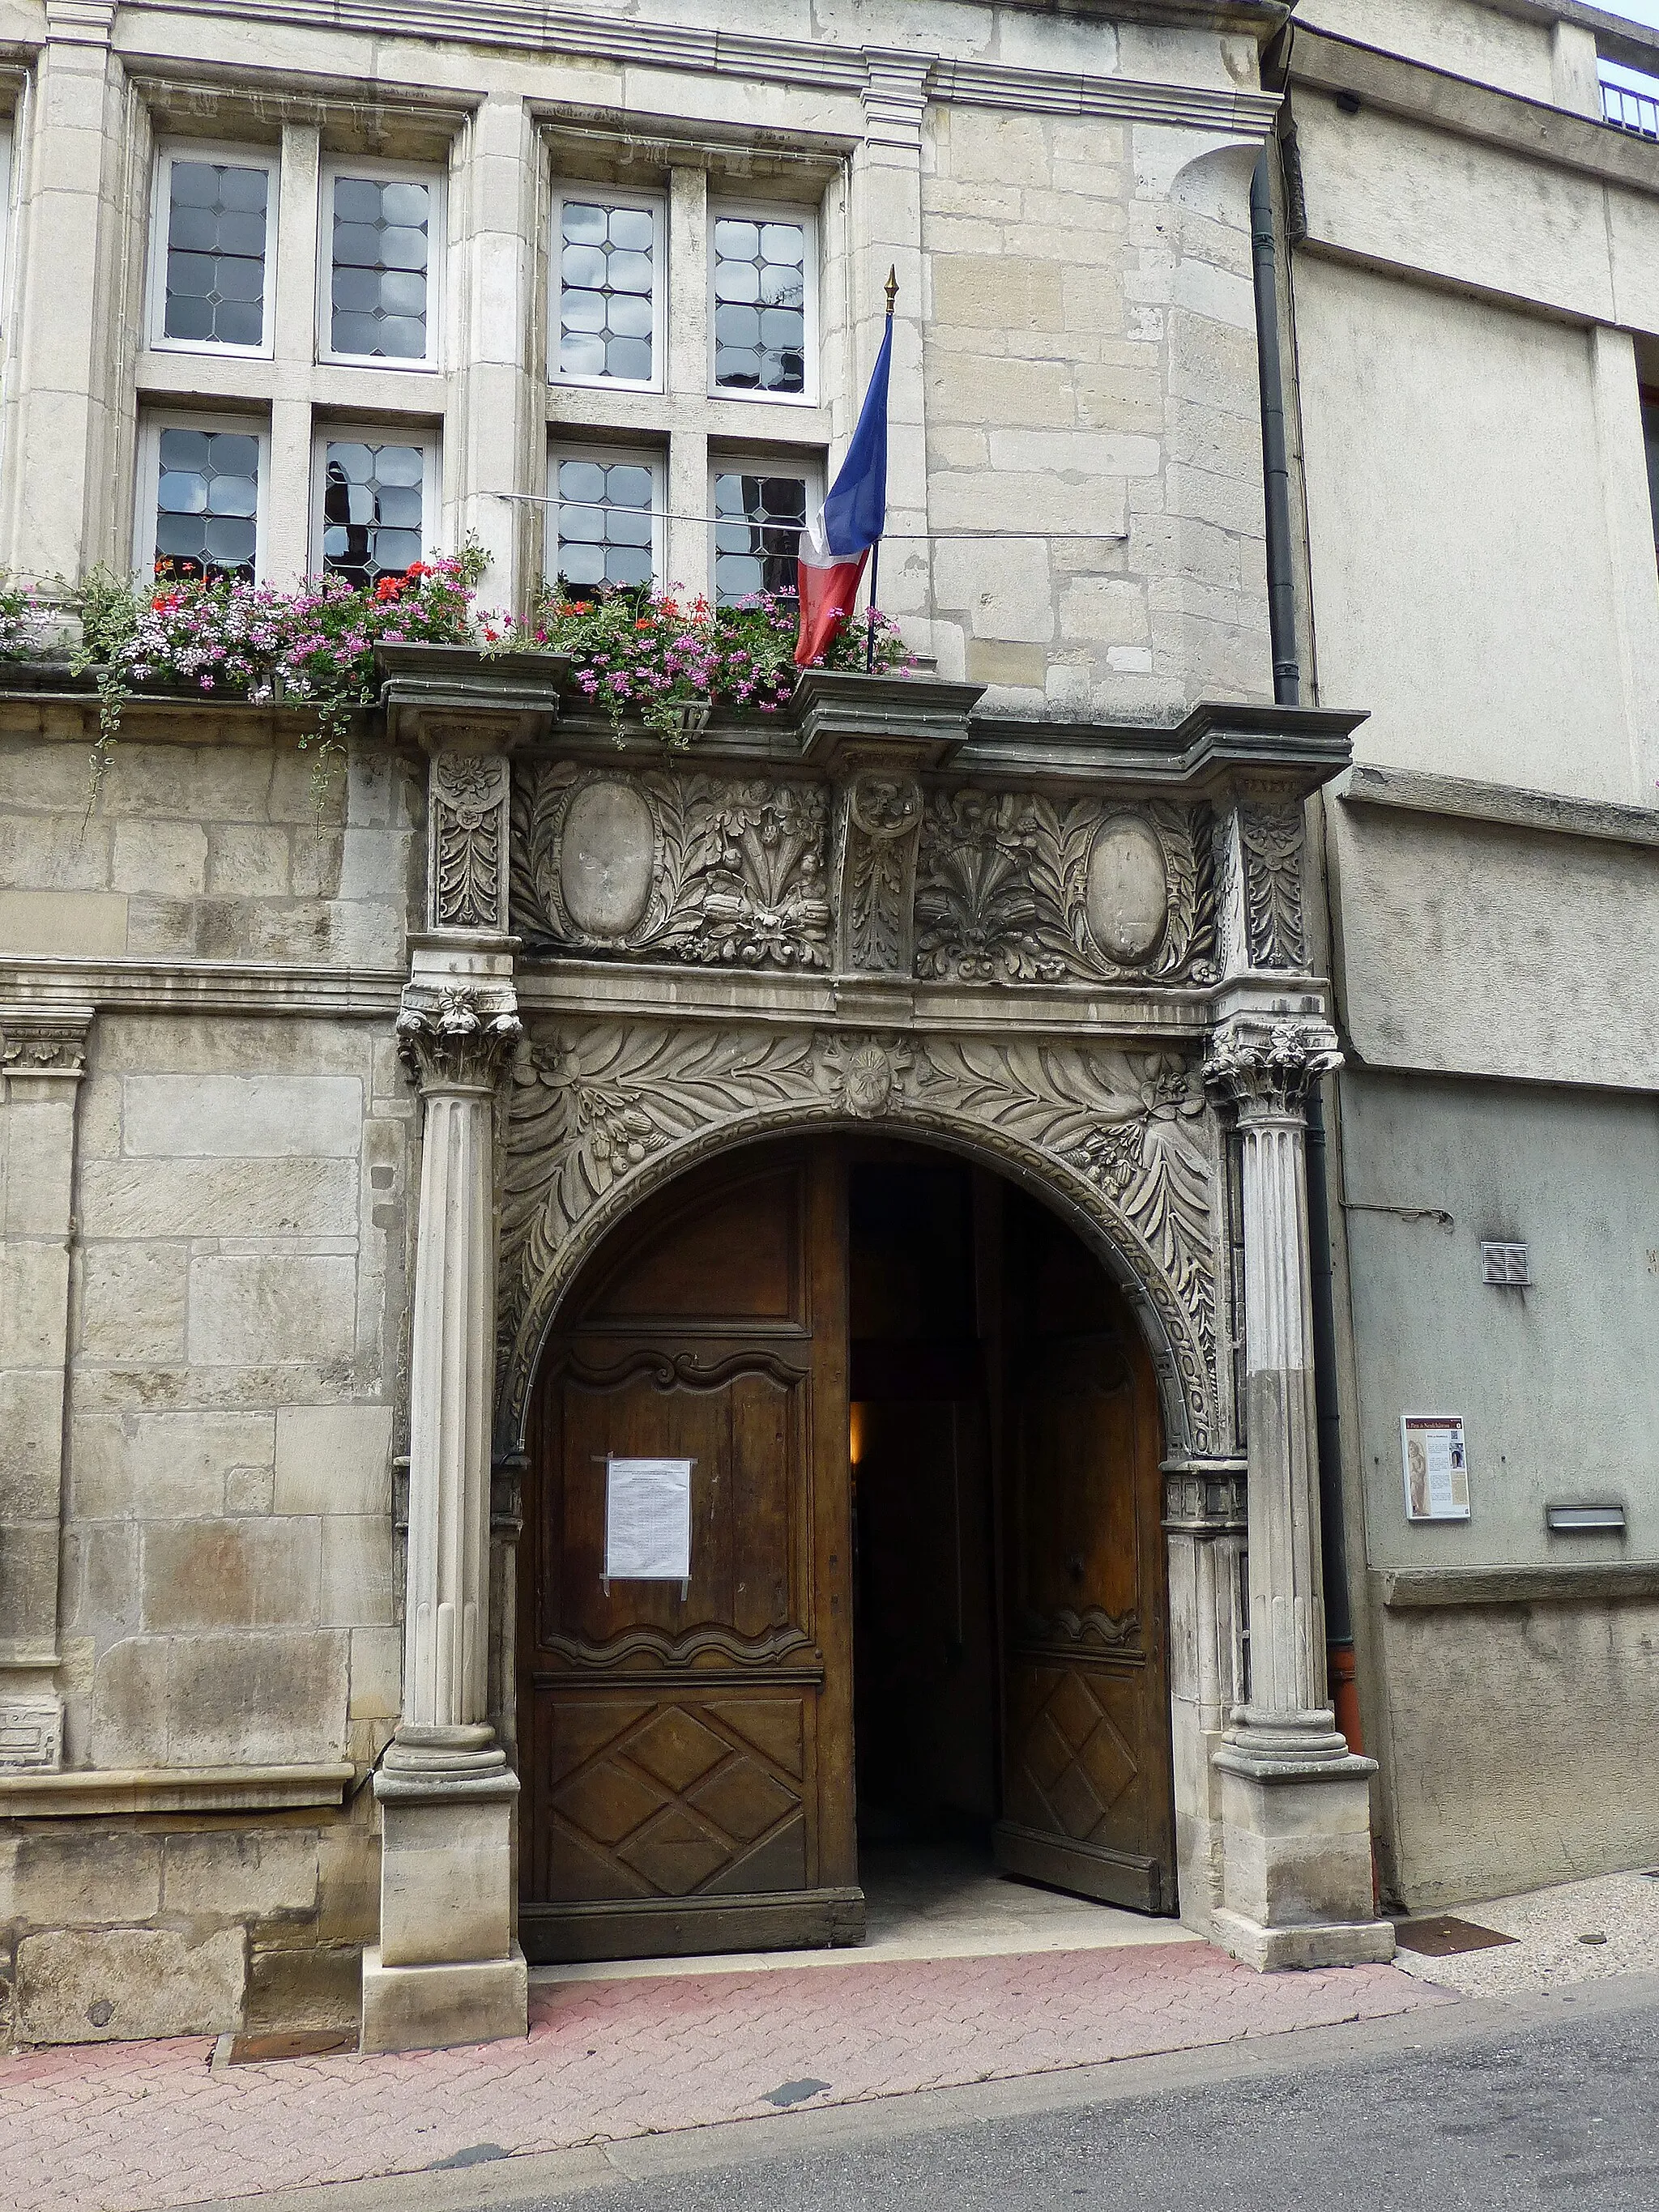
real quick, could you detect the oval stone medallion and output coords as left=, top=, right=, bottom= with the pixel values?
left=560, top=780, right=655, bottom=939
left=1085, top=815, right=1169, bottom=965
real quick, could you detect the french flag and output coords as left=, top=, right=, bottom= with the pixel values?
left=795, top=313, right=893, bottom=667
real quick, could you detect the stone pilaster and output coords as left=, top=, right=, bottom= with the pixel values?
left=1203, top=1016, right=1393, bottom=1969
left=361, top=744, right=528, bottom=2052
left=1162, top=1457, right=1247, bottom=1932
left=830, top=762, right=923, bottom=974
left=0, top=1010, right=92, bottom=1771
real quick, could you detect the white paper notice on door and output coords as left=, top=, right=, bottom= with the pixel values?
left=603, top=1456, right=694, bottom=1584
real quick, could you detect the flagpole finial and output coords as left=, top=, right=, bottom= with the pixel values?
left=884, top=265, right=898, bottom=317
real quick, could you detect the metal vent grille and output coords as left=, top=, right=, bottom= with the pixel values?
left=1481, top=1240, right=1530, bottom=1286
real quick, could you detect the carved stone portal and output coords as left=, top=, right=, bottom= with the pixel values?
left=496, top=1019, right=1225, bottom=1460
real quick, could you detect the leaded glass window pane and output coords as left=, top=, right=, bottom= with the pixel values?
left=331, top=175, right=431, bottom=360
left=322, top=439, right=426, bottom=586
left=164, top=160, right=269, bottom=348
left=554, top=455, right=656, bottom=590
left=153, top=425, right=260, bottom=582
left=712, top=471, right=806, bottom=602
left=713, top=217, right=805, bottom=394
left=557, top=199, right=655, bottom=384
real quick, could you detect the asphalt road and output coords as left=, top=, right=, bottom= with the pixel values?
left=202, top=1974, right=1659, bottom=2212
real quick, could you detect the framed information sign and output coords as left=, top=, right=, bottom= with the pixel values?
left=1401, top=1414, right=1469, bottom=1523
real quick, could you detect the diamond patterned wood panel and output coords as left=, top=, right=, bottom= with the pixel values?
left=540, top=1694, right=807, bottom=1902
left=1004, top=1664, right=1140, bottom=1844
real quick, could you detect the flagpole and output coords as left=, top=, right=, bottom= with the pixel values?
left=868, top=265, right=898, bottom=673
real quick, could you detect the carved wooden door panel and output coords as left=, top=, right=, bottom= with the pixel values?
left=994, top=1191, right=1176, bottom=1912
left=518, top=1144, right=858, bottom=1962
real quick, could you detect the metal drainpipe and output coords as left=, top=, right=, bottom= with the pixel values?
left=1248, top=145, right=1363, bottom=1751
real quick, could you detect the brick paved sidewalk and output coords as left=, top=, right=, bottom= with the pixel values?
left=1, top=1941, right=1452, bottom=2212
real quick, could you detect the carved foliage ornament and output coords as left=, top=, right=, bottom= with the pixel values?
left=500, top=1023, right=1221, bottom=1450
left=396, top=987, right=523, bottom=1092
left=1239, top=800, right=1307, bottom=972
left=512, top=764, right=830, bottom=969
left=1204, top=1019, right=1341, bottom=1115
left=431, top=753, right=510, bottom=932
left=0, top=1017, right=90, bottom=1080
left=915, top=791, right=1215, bottom=986
left=835, top=770, right=923, bottom=974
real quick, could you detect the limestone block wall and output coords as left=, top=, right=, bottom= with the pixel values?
left=922, top=105, right=1273, bottom=720
left=0, top=720, right=418, bottom=2044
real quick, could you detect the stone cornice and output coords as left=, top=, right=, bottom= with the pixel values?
left=1380, top=1563, right=1659, bottom=1607
left=0, top=959, right=406, bottom=1016
left=1339, top=762, right=1659, bottom=854
left=0, top=1762, right=357, bottom=1816
left=117, top=0, right=1282, bottom=137
left=1287, top=21, right=1659, bottom=196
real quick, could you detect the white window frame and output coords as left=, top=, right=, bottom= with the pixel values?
left=317, top=156, right=446, bottom=373
left=707, top=199, right=819, bottom=409
left=708, top=450, right=821, bottom=604
left=548, top=182, right=666, bottom=395
left=309, top=423, right=440, bottom=581
left=0, top=126, right=13, bottom=331
left=147, top=139, right=281, bottom=361
left=135, top=409, right=271, bottom=583
left=545, top=441, right=666, bottom=591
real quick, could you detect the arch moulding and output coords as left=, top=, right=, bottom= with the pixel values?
left=495, top=1015, right=1235, bottom=1463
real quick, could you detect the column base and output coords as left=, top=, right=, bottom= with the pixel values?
left=1212, top=1907, right=1395, bottom=1971
left=359, top=1942, right=528, bottom=2054
left=1212, top=1713, right=1392, bottom=1971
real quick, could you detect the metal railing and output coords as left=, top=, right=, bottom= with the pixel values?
left=1602, top=80, right=1659, bottom=139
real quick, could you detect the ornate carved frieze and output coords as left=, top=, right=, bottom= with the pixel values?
left=512, top=764, right=830, bottom=969
left=832, top=769, right=923, bottom=973
left=914, top=791, right=1215, bottom=986
left=1205, top=1017, right=1341, bottom=1119
left=396, top=986, right=523, bottom=1093
left=499, top=1022, right=1222, bottom=1453
left=429, top=752, right=511, bottom=933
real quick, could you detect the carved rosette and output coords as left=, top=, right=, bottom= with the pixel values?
left=429, top=752, right=511, bottom=933
left=1204, top=1018, right=1341, bottom=1122
left=832, top=769, right=923, bottom=974
left=915, top=791, right=1215, bottom=986
left=396, top=987, right=523, bottom=1094
left=513, top=763, right=830, bottom=969
left=498, top=1021, right=1224, bottom=1454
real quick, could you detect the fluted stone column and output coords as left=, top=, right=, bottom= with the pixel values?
left=360, top=737, right=529, bottom=2052
left=1205, top=1018, right=1393, bottom=1970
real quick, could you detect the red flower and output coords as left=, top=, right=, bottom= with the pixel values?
left=375, top=577, right=404, bottom=602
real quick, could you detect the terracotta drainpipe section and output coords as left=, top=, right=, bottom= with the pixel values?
left=1248, top=142, right=1363, bottom=1757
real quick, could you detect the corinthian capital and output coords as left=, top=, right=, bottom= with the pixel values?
left=396, top=987, right=522, bottom=1094
left=1204, top=1016, right=1341, bottom=1118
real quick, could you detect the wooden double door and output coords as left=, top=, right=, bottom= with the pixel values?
left=518, top=1139, right=1174, bottom=1963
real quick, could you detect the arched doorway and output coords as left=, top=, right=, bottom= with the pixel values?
left=516, top=1135, right=1175, bottom=1963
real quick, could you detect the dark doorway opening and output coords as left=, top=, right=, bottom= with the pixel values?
left=850, top=1156, right=997, bottom=1854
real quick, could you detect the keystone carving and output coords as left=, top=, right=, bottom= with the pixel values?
left=396, top=987, right=523, bottom=1093
left=499, top=1023, right=1222, bottom=1451
left=832, top=769, right=923, bottom=973
left=914, top=791, right=1215, bottom=985
left=512, top=764, right=830, bottom=969
left=429, top=752, right=511, bottom=932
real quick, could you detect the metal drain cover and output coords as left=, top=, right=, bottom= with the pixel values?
left=1393, top=1914, right=1517, bottom=1957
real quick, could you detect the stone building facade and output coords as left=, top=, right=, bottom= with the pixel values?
left=8, top=0, right=1644, bottom=2056
left=1275, top=0, right=1659, bottom=1912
